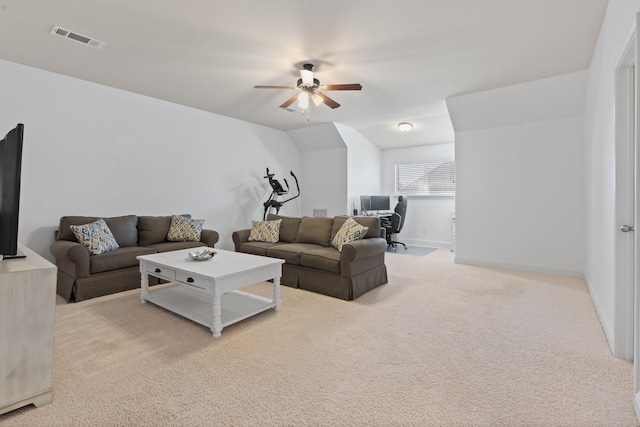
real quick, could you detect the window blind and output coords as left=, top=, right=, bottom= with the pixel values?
left=394, top=161, right=455, bottom=196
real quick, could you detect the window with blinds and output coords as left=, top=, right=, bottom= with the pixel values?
left=395, top=161, right=455, bottom=196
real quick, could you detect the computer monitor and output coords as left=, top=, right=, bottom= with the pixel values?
left=370, top=195, right=390, bottom=211
left=360, top=195, right=371, bottom=212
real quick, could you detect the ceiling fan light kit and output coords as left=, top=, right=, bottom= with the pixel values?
left=298, top=92, right=309, bottom=109
left=254, top=63, right=362, bottom=117
left=300, top=65, right=314, bottom=85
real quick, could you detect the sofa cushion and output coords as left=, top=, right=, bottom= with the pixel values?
left=300, top=247, right=341, bottom=274
left=266, top=243, right=323, bottom=265
left=104, top=215, right=139, bottom=247
left=331, top=218, right=369, bottom=252
left=90, top=246, right=157, bottom=274
left=296, top=217, right=334, bottom=247
left=167, top=215, right=204, bottom=242
left=145, top=241, right=206, bottom=253
left=266, top=214, right=302, bottom=243
left=331, top=216, right=381, bottom=241
left=58, top=215, right=139, bottom=247
left=71, top=219, right=120, bottom=255
left=138, top=214, right=190, bottom=246
left=248, top=219, right=282, bottom=243
left=239, top=241, right=284, bottom=257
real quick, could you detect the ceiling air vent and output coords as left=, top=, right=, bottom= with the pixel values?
left=50, top=26, right=105, bottom=49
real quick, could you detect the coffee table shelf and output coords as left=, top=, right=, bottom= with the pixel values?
left=145, top=284, right=276, bottom=329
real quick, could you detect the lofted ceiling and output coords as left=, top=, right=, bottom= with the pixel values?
left=0, top=1, right=608, bottom=150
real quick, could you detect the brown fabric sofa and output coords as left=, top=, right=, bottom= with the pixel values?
left=50, top=214, right=219, bottom=302
left=232, top=214, right=388, bottom=300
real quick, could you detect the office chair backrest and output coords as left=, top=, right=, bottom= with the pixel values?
left=394, top=195, right=408, bottom=232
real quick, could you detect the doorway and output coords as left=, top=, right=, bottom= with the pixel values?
left=616, top=21, right=640, bottom=422
left=615, top=33, right=636, bottom=362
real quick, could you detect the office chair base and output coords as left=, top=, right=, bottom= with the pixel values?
left=387, top=241, right=407, bottom=250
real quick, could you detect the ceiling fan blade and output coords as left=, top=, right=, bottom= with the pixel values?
left=322, top=83, right=363, bottom=91
left=254, top=85, right=296, bottom=89
left=279, top=94, right=299, bottom=109
left=317, top=93, right=340, bottom=109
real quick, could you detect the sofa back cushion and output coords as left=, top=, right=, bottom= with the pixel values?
left=138, top=214, right=191, bottom=247
left=295, top=217, right=334, bottom=247
left=331, top=216, right=381, bottom=241
left=266, top=214, right=302, bottom=243
left=57, top=215, right=139, bottom=247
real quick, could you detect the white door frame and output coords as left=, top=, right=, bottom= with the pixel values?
left=615, top=31, right=636, bottom=362
left=627, top=15, right=640, bottom=422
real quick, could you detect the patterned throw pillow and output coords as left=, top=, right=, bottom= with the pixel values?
left=331, top=218, right=369, bottom=252
left=70, top=218, right=120, bottom=255
left=248, top=219, right=282, bottom=243
left=167, top=215, right=205, bottom=242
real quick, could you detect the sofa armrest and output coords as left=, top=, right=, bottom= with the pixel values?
left=339, top=237, right=387, bottom=277
left=341, top=237, right=386, bottom=260
left=232, top=229, right=251, bottom=252
left=200, top=229, right=220, bottom=247
left=49, top=240, right=91, bottom=279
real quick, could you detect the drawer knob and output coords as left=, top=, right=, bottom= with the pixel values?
left=154, top=268, right=161, bottom=273
left=187, top=277, right=194, bottom=283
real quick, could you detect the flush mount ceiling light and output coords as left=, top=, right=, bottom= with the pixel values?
left=398, top=122, right=413, bottom=132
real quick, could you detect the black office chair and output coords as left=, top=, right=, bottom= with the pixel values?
left=385, top=195, right=407, bottom=249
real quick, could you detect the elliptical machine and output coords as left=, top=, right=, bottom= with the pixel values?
left=262, top=168, right=300, bottom=220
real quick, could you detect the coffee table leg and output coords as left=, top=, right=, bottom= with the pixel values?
left=273, top=277, right=281, bottom=311
left=140, top=269, right=149, bottom=303
left=211, top=294, right=222, bottom=338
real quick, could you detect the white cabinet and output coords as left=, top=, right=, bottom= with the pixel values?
left=0, top=245, right=57, bottom=415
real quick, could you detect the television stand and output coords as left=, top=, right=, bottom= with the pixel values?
left=0, top=245, right=56, bottom=415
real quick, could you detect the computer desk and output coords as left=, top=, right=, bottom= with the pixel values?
left=360, top=211, right=393, bottom=218
left=359, top=212, right=393, bottom=228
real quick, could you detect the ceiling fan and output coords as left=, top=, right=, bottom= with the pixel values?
left=254, top=63, right=362, bottom=110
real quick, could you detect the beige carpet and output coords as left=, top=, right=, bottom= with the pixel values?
left=1, top=249, right=637, bottom=426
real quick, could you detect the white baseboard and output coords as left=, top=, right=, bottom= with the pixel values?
left=453, top=256, right=584, bottom=278
left=634, top=392, right=640, bottom=424
left=583, top=273, right=617, bottom=358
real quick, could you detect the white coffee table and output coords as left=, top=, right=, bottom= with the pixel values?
left=137, top=248, right=284, bottom=338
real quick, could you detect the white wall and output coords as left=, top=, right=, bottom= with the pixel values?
left=454, top=118, right=585, bottom=275
left=447, top=72, right=586, bottom=276
left=335, top=123, right=382, bottom=214
left=382, top=144, right=455, bottom=247
left=289, top=122, right=383, bottom=218
left=299, top=147, right=348, bottom=217
left=584, top=0, right=640, bottom=354
left=0, top=59, right=301, bottom=260
left=287, top=123, right=348, bottom=217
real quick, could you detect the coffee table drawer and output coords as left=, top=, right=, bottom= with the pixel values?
left=176, top=271, right=209, bottom=290
left=148, top=264, right=175, bottom=281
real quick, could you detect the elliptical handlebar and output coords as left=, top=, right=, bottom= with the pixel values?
left=281, top=171, right=300, bottom=203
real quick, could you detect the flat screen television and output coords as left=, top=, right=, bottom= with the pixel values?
left=0, top=123, right=25, bottom=259
left=370, top=195, right=390, bottom=211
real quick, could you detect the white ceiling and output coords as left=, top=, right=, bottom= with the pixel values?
left=0, top=1, right=608, bottom=150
